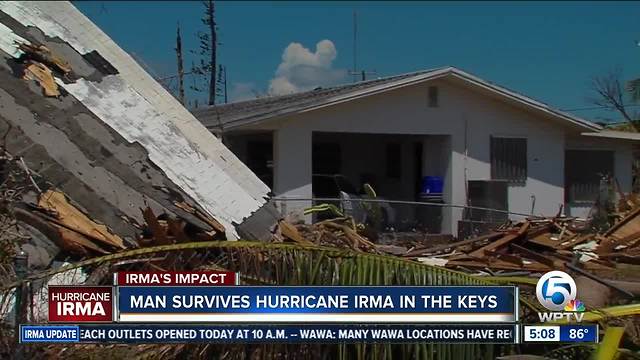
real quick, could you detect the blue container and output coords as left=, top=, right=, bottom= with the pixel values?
left=421, top=176, right=444, bottom=194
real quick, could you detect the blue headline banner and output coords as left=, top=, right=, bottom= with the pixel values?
left=118, top=286, right=516, bottom=313
left=117, top=286, right=517, bottom=323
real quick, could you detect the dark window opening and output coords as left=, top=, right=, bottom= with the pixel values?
left=491, top=137, right=527, bottom=183
left=313, top=142, right=341, bottom=174
left=246, top=141, right=273, bottom=189
left=335, top=175, right=357, bottom=194
left=312, top=176, right=340, bottom=197
left=428, top=86, right=439, bottom=107
left=565, top=150, right=614, bottom=202
left=386, top=143, right=402, bottom=179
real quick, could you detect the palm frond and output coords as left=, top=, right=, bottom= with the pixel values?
left=547, top=303, right=640, bottom=324
left=5, top=241, right=540, bottom=359
left=594, top=326, right=625, bottom=360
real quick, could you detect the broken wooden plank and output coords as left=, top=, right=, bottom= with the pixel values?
left=483, top=249, right=524, bottom=266
left=23, top=61, right=60, bottom=97
left=322, top=221, right=376, bottom=250
left=279, top=220, right=314, bottom=246
left=375, top=244, right=409, bottom=256
left=402, top=232, right=503, bottom=257
left=510, top=243, right=557, bottom=268
left=174, top=201, right=225, bottom=234
left=38, top=190, right=125, bottom=249
left=557, top=234, right=594, bottom=250
left=599, top=253, right=640, bottom=265
left=598, top=231, right=640, bottom=254
left=528, top=232, right=564, bottom=249
left=17, top=43, right=72, bottom=74
left=166, top=218, right=190, bottom=243
left=445, top=259, right=551, bottom=272
left=141, top=207, right=171, bottom=245
left=14, top=207, right=108, bottom=256
left=55, top=224, right=109, bottom=255
left=468, top=221, right=530, bottom=258
left=605, top=206, right=640, bottom=239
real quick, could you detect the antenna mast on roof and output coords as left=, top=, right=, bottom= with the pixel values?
left=352, top=10, right=357, bottom=82
left=349, top=10, right=376, bottom=82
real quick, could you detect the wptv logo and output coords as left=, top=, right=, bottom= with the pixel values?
left=536, top=271, right=585, bottom=322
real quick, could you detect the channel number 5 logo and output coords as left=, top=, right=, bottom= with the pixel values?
left=536, top=271, right=577, bottom=311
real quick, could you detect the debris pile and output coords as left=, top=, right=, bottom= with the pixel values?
left=273, top=217, right=377, bottom=253
left=275, top=204, right=640, bottom=275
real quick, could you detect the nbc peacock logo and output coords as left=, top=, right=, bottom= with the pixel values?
left=536, top=271, right=585, bottom=322
left=564, top=299, right=586, bottom=312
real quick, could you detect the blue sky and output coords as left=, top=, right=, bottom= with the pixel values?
left=76, top=1, right=640, bottom=122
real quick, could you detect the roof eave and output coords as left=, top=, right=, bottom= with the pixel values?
left=581, top=131, right=640, bottom=141
left=212, top=66, right=601, bottom=133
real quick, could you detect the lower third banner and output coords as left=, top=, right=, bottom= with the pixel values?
left=21, top=324, right=517, bottom=344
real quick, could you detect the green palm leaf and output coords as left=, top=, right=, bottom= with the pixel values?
left=3, top=241, right=532, bottom=359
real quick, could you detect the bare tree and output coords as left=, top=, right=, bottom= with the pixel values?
left=628, top=77, right=640, bottom=103
left=191, top=0, right=217, bottom=106
left=175, top=23, right=185, bottom=105
left=590, top=68, right=640, bottom=130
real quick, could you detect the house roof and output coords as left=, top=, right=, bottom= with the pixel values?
left=581, top=130, right=640, bottom=141
left=194, top=66, right=602, bottom=132
left=0, top=1, right=272, bottom=239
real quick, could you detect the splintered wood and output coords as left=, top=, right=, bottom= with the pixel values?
left=274, top=202, right=640, bottom=274
left=406, top=207, right=640, bottom=272
left=23, top=62, right=60, bottom=97
left=275, top=217, right=377, bottom=253
left=17, top=189, right=227, bottom=257
left=38, top=190, right=125, bottom=252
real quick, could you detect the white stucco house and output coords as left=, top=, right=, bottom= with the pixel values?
left=194, top=66, right=638, bottom=237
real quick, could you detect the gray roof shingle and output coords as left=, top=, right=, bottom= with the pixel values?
left=193, top=68, right=444, bottom=131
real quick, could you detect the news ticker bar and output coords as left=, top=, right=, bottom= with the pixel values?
left=20, top=324, right=599, bottom=344
left=22, top=324, right=517, bottom=344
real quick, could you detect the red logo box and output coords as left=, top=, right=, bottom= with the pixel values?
left=48, top=286, right=113, bottom=322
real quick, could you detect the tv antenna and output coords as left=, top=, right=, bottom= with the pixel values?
left=349, top=10, right=376, bottom=82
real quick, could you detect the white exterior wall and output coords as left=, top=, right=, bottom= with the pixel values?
left=273, top=127, right=312, bottom=217
left=257, top=80, right=595, bottom=234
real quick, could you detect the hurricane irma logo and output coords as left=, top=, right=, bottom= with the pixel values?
left=535, top=270, right=577, bottom=311
left=564, top=299, right=585, bottom=312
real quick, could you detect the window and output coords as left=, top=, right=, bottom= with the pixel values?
left=428, top=86, right=439, bottom=107
left=386, top=143, right=402, bottom=179
left=490, top=137, right=527, bottom=183
left=565, top=150, right=614, bottom=202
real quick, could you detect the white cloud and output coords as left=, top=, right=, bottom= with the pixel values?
left=230, top=82, right=258, bottom=102
left=268, top=40, right=347, bottom=95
